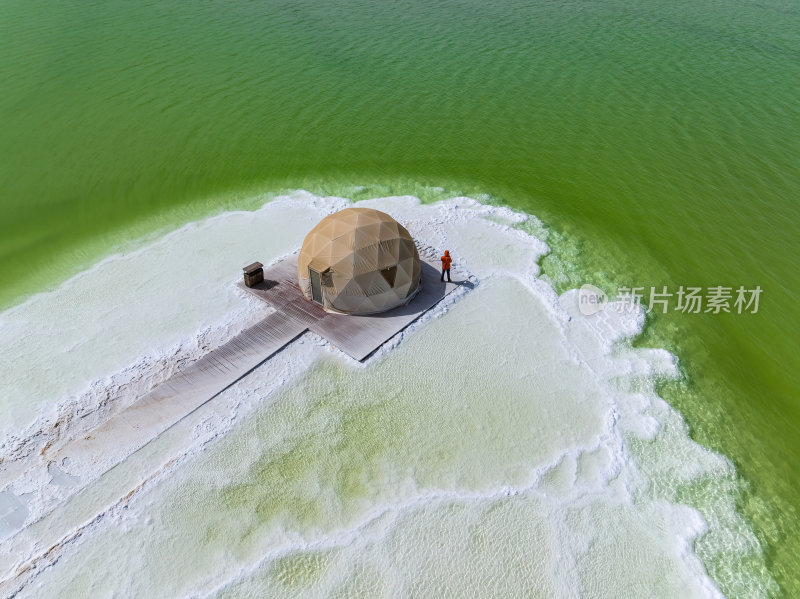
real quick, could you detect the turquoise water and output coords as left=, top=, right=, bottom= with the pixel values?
left=1, top=0, right=799, bottom=594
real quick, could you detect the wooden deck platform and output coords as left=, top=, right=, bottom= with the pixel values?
left=239, top=256, right=461, bottom=361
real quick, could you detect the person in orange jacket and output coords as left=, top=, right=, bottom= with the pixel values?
left=440, top=250, right=453, bottom=282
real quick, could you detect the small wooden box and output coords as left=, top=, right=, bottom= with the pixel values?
left=243, top=262, right=264, bottom=288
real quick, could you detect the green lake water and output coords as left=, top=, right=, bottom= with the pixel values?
left=1, top=0, right=798, bottom=594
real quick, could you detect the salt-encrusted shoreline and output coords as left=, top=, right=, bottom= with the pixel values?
left=0, top=193, right=773, bottom=597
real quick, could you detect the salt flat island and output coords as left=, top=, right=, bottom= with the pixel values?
left=0, top=193, right=772, bottom=596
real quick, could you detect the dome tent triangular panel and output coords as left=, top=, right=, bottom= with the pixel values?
left=354, top=224, right=382, bottom=251
left=297, top=207, right=422, bottom=315
left=328, top=218, right=355, bottom=242
left=378, top=220, right=400, bottom=241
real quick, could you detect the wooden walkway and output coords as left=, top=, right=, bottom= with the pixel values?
left=54, top=306, right=311, bottom=477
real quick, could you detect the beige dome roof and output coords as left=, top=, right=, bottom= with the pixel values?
left=297, top=207, right=421, bottom=314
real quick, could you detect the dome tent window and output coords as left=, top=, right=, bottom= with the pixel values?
left=297, top=208, right=421, bottom=314
left=380, top=265, right=398, bottom=288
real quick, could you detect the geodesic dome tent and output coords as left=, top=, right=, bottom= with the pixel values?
left=297, top=207, right=421, bottom=315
